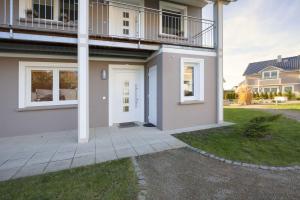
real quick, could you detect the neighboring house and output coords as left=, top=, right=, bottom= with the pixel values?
left=243, top=55, right=300, bottom=95
left=0, top=0, right=233, bottom=142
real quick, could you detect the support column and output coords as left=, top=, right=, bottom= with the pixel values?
left=214, top=0, right=224, bottom=124
left=78, top=0, right=89, bottom=143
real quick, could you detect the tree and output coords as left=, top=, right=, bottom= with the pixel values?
left=236, top=85, right=253, bottom=105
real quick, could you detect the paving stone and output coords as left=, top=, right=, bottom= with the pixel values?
left=150, top=142, right=171, bottom=152
left=96, top=150, right=117, bottom=163
left=0, top=167, right=19, bottom=181
left=27, top=152, right=54, bottom=165
left=133, top=145, right=156, bottom=156
left=44, top=159, right=72, bottom=173
left=14, top=163, right=47, bottom=178
left=116, top=147, right=138, bottom=159
left=51, top=151, right=75, bottom=162
left=71, top=155, right=95, bottom=168
left=0, top=159, right=28, bottom=170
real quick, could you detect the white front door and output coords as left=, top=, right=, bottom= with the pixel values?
left=148, top=65, right=157, bottom=126
left=109, top=66, right=144, bottom=125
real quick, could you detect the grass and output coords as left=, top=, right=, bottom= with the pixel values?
left=265, top=103, right=300, bottom=111
left=0, top=159, right=138, bottom=200
left=175, top=108, right=300, bottom=166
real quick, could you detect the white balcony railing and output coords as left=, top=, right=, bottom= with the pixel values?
left=0, top=0, right=214, bottom=48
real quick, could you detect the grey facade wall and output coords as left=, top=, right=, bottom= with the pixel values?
left=161, top=52, right=217, bottom=130
left=0, top=57, right=144, bottom=137
left=0, top=57, right=77, bottom=137
left=145, top=52, right=217, bottom=130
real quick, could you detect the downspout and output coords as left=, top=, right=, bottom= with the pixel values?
left=9, top=0, right=14, bottom=38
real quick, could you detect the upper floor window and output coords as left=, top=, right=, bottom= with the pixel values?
left=33, top=0, right=53, bottom=20
left=262, top=71, right=278, bottom=79
left=59, top=0, right=78, bottom=22
left=160, top=1, right=187, bottom=37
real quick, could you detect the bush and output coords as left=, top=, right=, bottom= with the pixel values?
left=284, top=90, right=295, bottom=100
left=243, top=114, right=282, bottom=138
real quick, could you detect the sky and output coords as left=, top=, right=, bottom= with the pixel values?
left=203, top=0, right=300, bottom=89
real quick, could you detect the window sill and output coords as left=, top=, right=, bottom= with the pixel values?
left=17, top=104, right=77, bottom=112
left=179, top=100, right=204, bottom=105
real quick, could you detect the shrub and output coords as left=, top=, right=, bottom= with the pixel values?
left=236, top=85, right=253, bottom=105
left=243, top=114, right=282, bottom=138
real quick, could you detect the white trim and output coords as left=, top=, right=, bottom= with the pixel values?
left=258, top=66, right=282, bottom=74
left=19, top=61, right=78, bottom=109
left=0, top=53, right=146, bottom=63
left=159, top=1, right=188, bottom=37
left=261, top=86, right=280, bottom=93
left=108, top=64, right=145, bottom=126
left=89, top=39, right=159, bottom=51
left=146, top=47, right=217, bottom=62
left=161, top=47, right=217, bottom=57
left=180, top=58, right=204, bottom=103
left=0, top=32, right=78, bottom=44
left=148, top=65, right=157, bottom=126
left=262, top=70, right=279, bottom=80
left=0, top=32, right=160, bottom=51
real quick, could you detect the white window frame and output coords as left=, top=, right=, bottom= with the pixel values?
left=19, top=62, right=78, bottom=108
left=180, top=58, right=204, bottom=102
left=19, top=0, right=77, bottom=22
left=159, top=1, right=188, bottom=37
left=283, top=85, right=294, bottom=93
left=262, top=70, right=279, bottom=80
left=262, top=87, right=279, bottom=93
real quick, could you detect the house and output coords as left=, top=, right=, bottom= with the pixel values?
left=0, top=0, right=233, bottom=143
left=243, top=55, right=300, bottom=95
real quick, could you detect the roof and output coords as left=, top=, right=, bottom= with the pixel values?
left=243, top=55, right=300, bottom=76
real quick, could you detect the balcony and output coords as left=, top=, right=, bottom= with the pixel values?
left=0, top=0, right=214, bottom=48
left=259, top=78, right=282, bottom=86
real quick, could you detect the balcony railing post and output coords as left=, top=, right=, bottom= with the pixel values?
left=9, top=0, right=13, bottom=37
left=138, top=10, right=141, bottom=39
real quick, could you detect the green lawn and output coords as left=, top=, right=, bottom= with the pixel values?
left=175, top=108, right=300, bottom=166
left=265, top=103, right=300, bottom=111
left=0, top=159, right=138, bottom=200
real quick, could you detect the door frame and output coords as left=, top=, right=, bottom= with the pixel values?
left=148, top=65, right=157, bottom=126
left=109, top=64, right=145, bottom=126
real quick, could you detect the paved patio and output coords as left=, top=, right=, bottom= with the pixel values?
left=0, top=126, right=187, bottom=181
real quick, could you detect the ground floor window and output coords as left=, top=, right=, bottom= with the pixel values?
left=283, top=86, right=293, bottom=93
left=263, top=87, right=278, bottom=93
left=180, top=58, right=204, bottom=102
left=19, top=62, right=78, bottom=108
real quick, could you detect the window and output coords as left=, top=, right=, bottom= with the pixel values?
left=180, top=58, right=204, bottom=102
left=252, top=88, right=258, bottom=93
left=262, top=70, right=278, bottom=79
left=59, top=0, right=78, bottom=22
left=160, top=1, right=187, bottom=37
left=263, top=87, right=278, bottom=93
left=283, top=86, right=293, bottom=93
left=122, top=12, right=130, bottom=35
left=19, top=62, right=78, bottom=108
left=33, top=0, right=53, bottom=20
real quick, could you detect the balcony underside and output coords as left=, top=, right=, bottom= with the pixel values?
left=0, top=40, right=153, bottom=60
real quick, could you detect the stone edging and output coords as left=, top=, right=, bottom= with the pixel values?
left=131, top=157, right=148, bottom=200
left=187, top=145, right=300, bottom=171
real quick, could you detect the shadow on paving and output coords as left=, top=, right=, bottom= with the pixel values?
left=136, top=148, right=300, bottom=200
